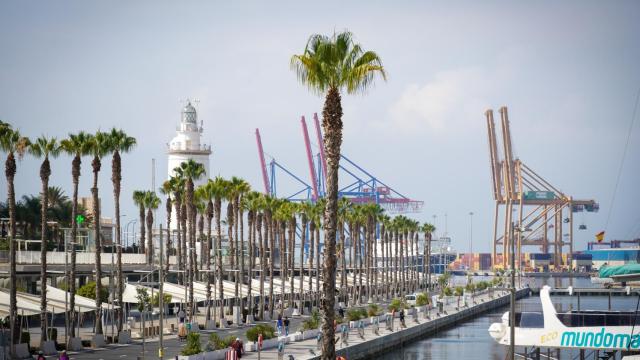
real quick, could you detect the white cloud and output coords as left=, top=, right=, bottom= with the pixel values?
left=387, top=67, right=491, bottom=134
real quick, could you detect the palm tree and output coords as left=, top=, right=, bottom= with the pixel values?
left=0, top=123, right=29, bottom=352
left=312, top=199, right=324, bottom=307
left=195, top=181, right=214, bottom=320
left=88, top=131, right=110, bottom=335
left=291, top=31, right=386, bottom=359
left=421, top=223, right=436, bottom=291
left=132, top=191, right=146, bottom=254
left=60, top=132, right=91, bottom=342
left=336, top=198, right=351, bottom=301
left=175, top=160, right=205, bottom=319
left=243, top=191, right=260, bottom=321
left=256, top=195, right=267, bottom=320
left=143, top=191, right=161, bottom=264
left=231, top=177, right=250, bottom=312
left=209, top=176, right=229, bottom=323
left=160, top=180, right=174, bottom=277
left=106, top=129, right=136, bottom=332
left=28, top=136, right=60, bottom=345
left=379, top=214, right=391, bottom=299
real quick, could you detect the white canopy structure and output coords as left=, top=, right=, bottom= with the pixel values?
left=45, top=285, right=114, bottom=312
left=0, top=290, right=40, bottom=316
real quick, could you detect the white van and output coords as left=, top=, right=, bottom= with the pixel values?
left=404, top=294, right=417, bottom=306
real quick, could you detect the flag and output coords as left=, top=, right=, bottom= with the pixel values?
left=596, top=231, right=605, bottom=243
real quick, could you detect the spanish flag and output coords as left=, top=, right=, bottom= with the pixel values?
left=596, top=231, right=605, bottom=243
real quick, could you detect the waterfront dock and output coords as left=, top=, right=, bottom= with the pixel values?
left=237, top=287, right=531, bottom=360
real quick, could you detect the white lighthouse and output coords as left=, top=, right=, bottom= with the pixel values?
left=167, top=100, right=211, bottom=196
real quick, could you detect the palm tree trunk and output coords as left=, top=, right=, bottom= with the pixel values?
left=174, top=196, right=182, bottom=284
left=215, top=199, right=224, bottom=325
left=6, top=152, right=19, bottom=351
left=315, top=224, right=320, bottom=308
left=239, top=206, right=246, bottom=317
left=165, top=200, right=172, bottom=278
left=138, top=205, right=146, bottom=254
left=40, top=156, right=51, bottom=345
left=111, top=150, right=124, bottom=333
left=226, top=202, right=235, bottom=316
left=68, top=154, right=80, bottom=342
left=268, top=214, right=275, bottom=319
left=394, top=230, right=398, bottom=296
left=339, top=221, right=346, bottom=300
left=181, top=203, right=187, bottom=288
left=426, top=233, right=432, bottom=291
left=298, top=217, right=306, bottom=312
left=279, top=222, right=285, bottom=316
left=288, top=217, right=295, bottom=310
left=92, top=156, right=104, bottom=335
left=258, top=213, right=265, bottom=320
left=205, top=201, right=213, bottom=321
left=308, top=221, right=314, bottom=294
left=247, top=210, right=254, bottom=322
left=320, top=86, right=342, bottom=360
left=146, top=208, right=153, bottom=265
left=185, top=179, right=195, bottom=319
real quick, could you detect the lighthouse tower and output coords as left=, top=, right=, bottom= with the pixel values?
left=167, top=100, right=211, bottom=198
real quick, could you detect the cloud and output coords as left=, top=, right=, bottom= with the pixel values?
left=387, top=67, right=492, bottom=135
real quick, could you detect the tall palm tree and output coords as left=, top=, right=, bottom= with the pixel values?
left=28, top=136, right=61, bottom=345
left=291, top=31, right=386, bottom=359
left=312, top=199, right=324, bottom=306
left=243, top=191, right=260, bottom=321
left=88, top=131, right=110, bottom=335
left=60, top=132, right=91, bottom=342
left=175, top=160, right=205, bottom=319
left=143, top=191, right=161, bottom=264
left=379, top=214, right=391, bottom=299
left=209, top=176, right=229, bottom=323
left=195, top=181, right=214, bottom=320
left=160, top=180, right=174, bottom=277
left=297, top=201, right=313, bottom=311
left=132, top=191, right=146, bottom=254
left=337, top=198, right=351, bottom=300
left=0, top=122, right=29, bottom=352
left=421, top=223, right=436, bottom=291
left=107, top=128, right=136, bottom=332
left=256, top=195, right=267, bottom=320
left=261, top=195, right=277, bottom=319
left=170, top=176, right=185, bottom=284
left=231, top=178, right=250, bottom=312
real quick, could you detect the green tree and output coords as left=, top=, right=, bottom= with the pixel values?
left=132, top=190, right=146, bottom=254
left=421, top=223, right=436, bottom=291
left=60, top=132, right=92, bottom=343
left=78, top=281, right=108, bottom=303
left=291, top=32, right=386, bottom=359
left=107, top=129, right=136, bottom=333
left=28, top=136, right=60, bottom=344
left=0, top=122, right=30, bottom=350
left=87, top=131, right=110, bottom=334
left=143, top=191, right=161, bottom=264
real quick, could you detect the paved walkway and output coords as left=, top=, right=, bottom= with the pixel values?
left=240, top=289, right=513, bottom=360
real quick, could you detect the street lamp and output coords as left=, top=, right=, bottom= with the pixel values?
left=469, top=212, right=474, bottom=271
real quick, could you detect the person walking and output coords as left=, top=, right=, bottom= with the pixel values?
left=230, top=337, right=244, bottom=358
left=36, top=351, right=45, bottom=360
left=276, top=315, right=284, bottom=335
left=338, top=306, right=344, bottom=319
left=400, top=308, right=406, bottom=328
left=59, top=350, right=70, bottom=360
left=284, top=317, right=290, bottom=336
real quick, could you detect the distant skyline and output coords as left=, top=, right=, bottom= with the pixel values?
left=1, top=1, right=639, bottom=252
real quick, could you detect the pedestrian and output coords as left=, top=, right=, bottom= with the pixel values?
left=36, top=351, right=45, bottom=360
left=338, top=306, right=344, bottom=319
left=177, top=308, right=186, bottom=323
left=400, top=309, right=406, bottom=328
left=284, top=316, right=290, bottom=336
left=59, top=350, right=70, bottom=360
left=231, top=337, right=244, bottom=358
left=277, top=315, right=284, bottom=335
left=277, top=340, right=285, bottom=360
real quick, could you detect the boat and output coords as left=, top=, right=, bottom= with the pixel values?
left=488, top=286, right=640, bottom=351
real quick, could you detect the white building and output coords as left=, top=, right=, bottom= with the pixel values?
left=167, top=101, right=211, bottom=223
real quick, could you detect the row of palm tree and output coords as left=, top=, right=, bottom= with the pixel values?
left=0, top=122, right=136, bottom=351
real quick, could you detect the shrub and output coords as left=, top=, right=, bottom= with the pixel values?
left=388, top=298, right=406, bottom=312
left=465, top=282, right=476, bottom=293
left=77, top=281, right=108, bottom=303
left=443, top=287, right=453, bottom=296
left=454, top=286, right=464, bottom=296
left=476, top=281, right=489, bottom=291
left=301, top=310, right=321, bottom=331
left=416, top=293, right=429, bottom=306
left=207, top=333, right=235, bottom=350
left=246, top=324, right=276, bottom=342
left=151, top=293, right=172, bottom=307
left=181, top=333, right=201, bottom=356
left=346, top=308, right=365, bottom=322
left=367, top=304, right=381, bottom=317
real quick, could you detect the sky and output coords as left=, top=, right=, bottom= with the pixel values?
left=1, top=1, right=639, bottom=253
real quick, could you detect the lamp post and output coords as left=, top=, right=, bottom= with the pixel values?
left=469, top=212, right=474, bottom=271
left=124, top=219, right=136, bottom=249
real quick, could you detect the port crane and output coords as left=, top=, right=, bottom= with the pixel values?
left=486, top=107, right=598, bottom=269
left=256, top=113, right=423, bottom=214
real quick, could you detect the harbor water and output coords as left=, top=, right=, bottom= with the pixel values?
left=377, top=276, right=639, bottom=359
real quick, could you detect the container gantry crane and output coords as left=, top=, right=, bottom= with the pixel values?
left=486, top=107, right=598, bottom=270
